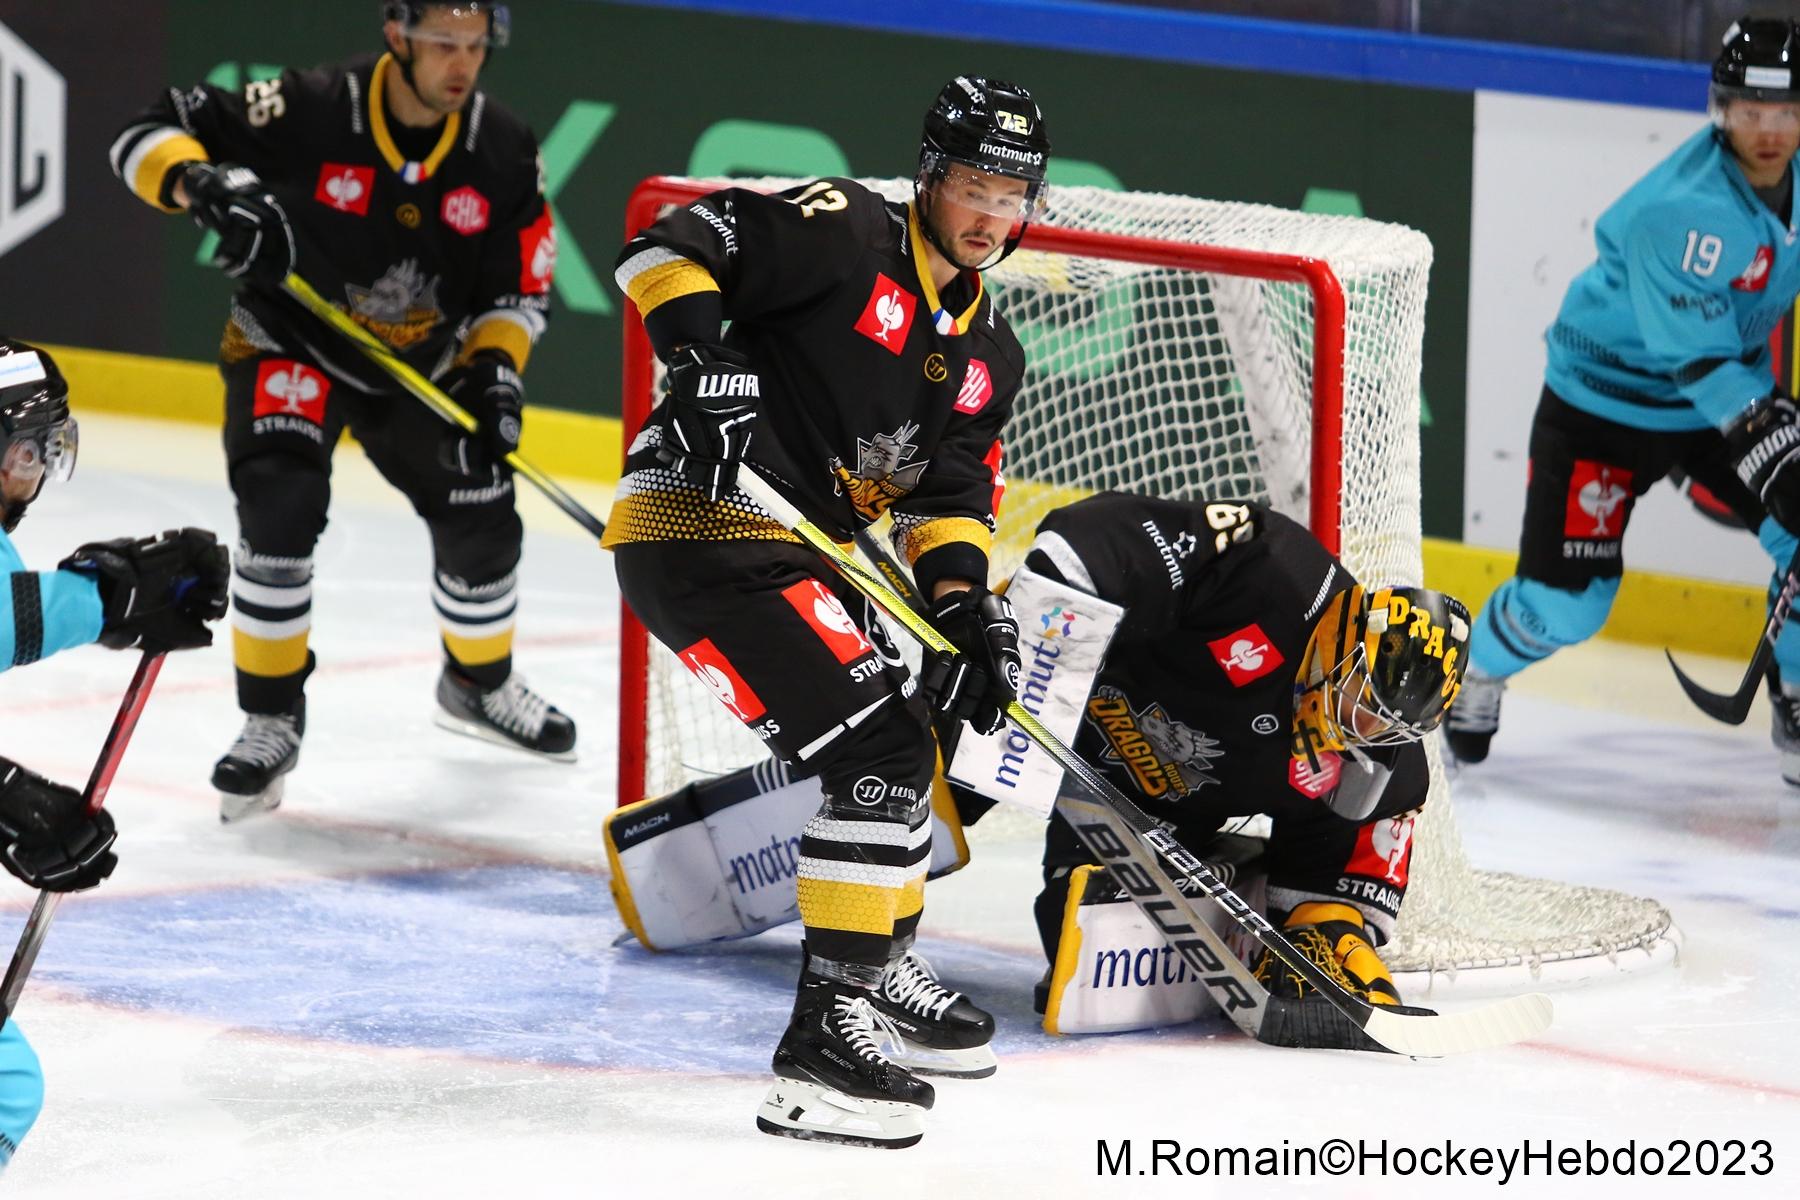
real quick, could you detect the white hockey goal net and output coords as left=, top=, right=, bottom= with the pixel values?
left=615, top=175, right=1675, bottom=984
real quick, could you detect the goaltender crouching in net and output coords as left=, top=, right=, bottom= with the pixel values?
left=994, top=492, right=1469, bottom=1042
left=607, top=77, right=1052, bottom=1147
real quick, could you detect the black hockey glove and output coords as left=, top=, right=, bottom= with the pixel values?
left=0, top=757, right=118, bottom=894
left=440, top=351, right=524, bottom=476
left=60, top=527, right=230, bottom=653
left=920, top=585, right=1021, bottom=737
left=658, top=343, right=760, bottom=501
left=1727, top=393, right=1800, bottom=533
left=180, top=161, right=296, bottom=286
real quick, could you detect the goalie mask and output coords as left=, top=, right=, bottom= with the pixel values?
left=1294, top=586, right=1470, bottom=761
left=0, top=340, right=78, bottom=533
left=916, top=76, right=1051, bottom=270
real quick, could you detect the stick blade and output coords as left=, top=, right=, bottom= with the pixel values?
left=1361, top=992, right=1553, bottom=1058
left=1666, top=650, right=1756, bottom=725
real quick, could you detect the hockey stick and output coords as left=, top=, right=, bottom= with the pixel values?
left=280, top=272, right=608, bottom=543
left=740, top=467, right=1552, bottom=1056
left=1, top=650, right=166, bottom=1023
left=1666, top=543, right=1800, bottom=725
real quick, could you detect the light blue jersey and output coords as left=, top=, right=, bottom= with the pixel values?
left=1546, top=125, right=1800, bottom=432
left=0, top=1020, right=41, bottom=1168
left=1, top=526, right=103, bottom=671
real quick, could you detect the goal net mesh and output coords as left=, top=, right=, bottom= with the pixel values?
left=621, top=176, right=1674, bottom=978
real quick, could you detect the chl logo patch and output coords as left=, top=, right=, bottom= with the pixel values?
left=314, top=163, right=374, bottom=215
left=677, top=637, right=766, bottom=723
left=1733, top=245, right=1774, bottom=292
left=1288, top=750, right=1341, bottom=798
left=518, top=208, right=557, bottom=294
left=854, top=272, right=916, bottom=354
left=1207, top=624, right=1285, bottom=686
left=780, top=580, right=873, bottom=665
left=955, top=358, right=994, bottom=414
left=440, top=185, right=490, bottom=236
left=1345, top=815, right=1415, bottom=886
left=1564, top=460, right=1632, bottom=539
left=252, top=360, right=330, bottom=423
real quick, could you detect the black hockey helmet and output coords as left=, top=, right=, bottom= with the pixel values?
left=1296, top=585, right=1470, bottom=753
left=381, top=2, right=511, bottom=48
left=1711, top=16, right=1800, bottom=124
left=0, top=339, right=78, bottom=530
left=916, top=76, right=1051, bottom=268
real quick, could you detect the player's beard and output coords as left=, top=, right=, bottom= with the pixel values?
left=1, top=495, right=29, bottom=534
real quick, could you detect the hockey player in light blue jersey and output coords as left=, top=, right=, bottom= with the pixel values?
left=0, top=339, right=228, bottom=1169
left=1449, top=16, right=1800, bottom=783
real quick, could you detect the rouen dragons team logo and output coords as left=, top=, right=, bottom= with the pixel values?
left=1084, top=684, right=1224, bottom=799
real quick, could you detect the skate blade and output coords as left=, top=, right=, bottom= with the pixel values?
left=219, top=778, right=284, bottom=825
left=755, top=1079, right=925, bottom=1149
left=432, top=710, right=578, bottom=763
left=884, top=1041, right=997, bottom=1079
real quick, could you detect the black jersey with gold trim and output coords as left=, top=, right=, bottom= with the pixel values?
left=1023, top=491, right=1430, bottom=817
left=111, top=53, right=554, bottom=391
left=610, top=178, right=1023, bottom=596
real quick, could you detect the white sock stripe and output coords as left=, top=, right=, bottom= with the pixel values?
left=795, top=856, right=918, bottom=890
left=431, top=582, right=518, bottom=620
left=230, top=611, right=312, bottom=641
left=802, top=816, right=934, bottom=850
left=232, top=576, right=312, bottom=609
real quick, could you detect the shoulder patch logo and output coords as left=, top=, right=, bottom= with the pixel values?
left=1208, top=624, right=1285, bottom=686
left=1732, top=245, right=1774, bottom=292
left=518, top=209, right=557, bottom=295
left=955, top=358, right=994, bottom=414
left=854, top=272, right=917, bottom=354
left=314, top=164, right=374, bottom=216
left=440, top=185, right=490, bottom=236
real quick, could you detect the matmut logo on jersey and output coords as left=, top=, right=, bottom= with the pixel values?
left=677, top=637, right=766, bottom=724
left=1207, top=624, right=1285, bottom=686
left=441, top=186, right=490, bottom=236
left=854, top=273, right=917, bottom=354
left=955, top=358, right=994, bottom=414
left=252, top=360, right=330, bottom=423
left=1733, top=245, right=1775, bottom=292
left=1344, top=815, right=1415, bottom=887
left=780, top=580, right=874, bottom=666
left=314, top=164, right=374, bottom=216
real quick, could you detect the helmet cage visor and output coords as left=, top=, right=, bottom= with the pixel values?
left=2, top=416, right=78, bottom=490
left=919, top=156, right=1049, bottom=221
left=1712, top=86, right=1800, bottom=132
left=390, top=2, right=510, bottom=49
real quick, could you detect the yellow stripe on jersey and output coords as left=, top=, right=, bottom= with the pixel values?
left=134, top=132, right=209, bottom=212
left=796, top=877, right=908, bottom=936
left=369, top=54, right=462, bottom=179
left=460, top=317, right=534, bottom=371
left=441, top=626, right=514, bottom=667
left=906, top=202, right=984, bottom=335
left=623, top=258, right=722, bottom=317
left=897, top=516, right=992, bottom=566
left=233, top=628, right=311, bottom=677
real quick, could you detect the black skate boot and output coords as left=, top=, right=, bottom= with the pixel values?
left=871, top=951, right=997, bottom=1078
left=1767, top=670, right=1800, bottom=787
left=756, top=970, right=935, bottom=1149
left=1444, top=666, right=1506, bottom=765
left=212, top=700, right=304, bottom=824
left=433, top=666, right=576, bottom=761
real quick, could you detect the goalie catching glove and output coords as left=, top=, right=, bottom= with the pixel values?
left=657, top=343, right=760, bottom=501
left=60, top=527, right=230, bottom=653
left=1727, top=393, right=1800, bottom=534
left=0, top=757, right=117, bottom=893
left=921, top=585, right=1021, bottom=736
left=179, top=161, right=296, bottom=286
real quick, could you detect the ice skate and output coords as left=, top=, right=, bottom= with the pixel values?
left=1444, top=666, right=1506, bottom=764
left=871, top=951, right=997, bottom=1078
left=1768, top=672, right=1800, bottom=786
left=433, top=667, right=576, bottom=761
left=756, top=973, right=935, bottom=1149
left=212, top=702, right=303, bottom=824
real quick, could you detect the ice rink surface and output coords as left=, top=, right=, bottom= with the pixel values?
left=2, top=413, right=1797, bottom=1197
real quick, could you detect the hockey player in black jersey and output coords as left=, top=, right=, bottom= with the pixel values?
left=1019, top=493, right=1468, bottom=1033
left=611, top=77, right=1051, bottom=1148
left=109, top=2, right=575, bottom=821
